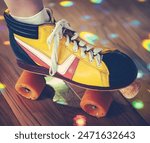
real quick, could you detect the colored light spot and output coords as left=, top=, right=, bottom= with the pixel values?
left=59, top=1, right=74, bottom=7
left=0, top=15, right=4, bottom=20
left=0, top=83, right=6, bottom=91
left=142, top=39, right=150, bottom=52
left=132, top=100, right=144, bottom=110
left=137, top=70, right=144, bottom=78
left=81, top=15, right=92, bottom=20
left=73, top=115, right=87, bottom=126
left=147, top=64, right=150, bottom=71
left=130, top=20, right=141, bottom=27
left=100, top=39, right=109, bottom=45
left=3, top=41, right=10, bottom=46
left=109, top=33, right=119, bottom=39
left=137, top=0, right=146, bottom=2
left=80, top=31, right=99, bottom=44
left=90, top=0, right=103, bottom=4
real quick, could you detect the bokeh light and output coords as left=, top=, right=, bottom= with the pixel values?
left=0, top=15, right=4, bottom=20
left=73, top=115, right=87, bottom=126
left=137, top=70, right=144, bottom=78
left=132, top=100, right=144, bottom=110
left=147, top=63, right=150, bottom=71
left=100, top=39, right=109, bottom=45
left=81, top=15, right=92, bottom=20
left=80, top=31, right=99, bottom=44
left=3, top=41, right=10, bottom=46
left=59, top=1, right=74, bottom=7
left=90, top=0, right=103, bottom=4
left=142, top=39, right=150, bottom=52
left=137, top=0, right=147, bottom=2
left=0, top=83, right=6, bottom=91
left=129, top=20, right=141, bottom=27
left=108, top=33, right=119, bottom=39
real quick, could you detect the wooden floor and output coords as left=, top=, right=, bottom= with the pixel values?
left=0, top=0, right=150, bottom=126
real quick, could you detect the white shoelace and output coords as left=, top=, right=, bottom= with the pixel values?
left=47, top=19, right=103, bottom=76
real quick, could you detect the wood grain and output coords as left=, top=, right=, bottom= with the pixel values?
left=0, top=93, right=20, bottom=126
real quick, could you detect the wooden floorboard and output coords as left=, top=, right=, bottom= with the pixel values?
left=0, top=93, right=20, bottom=126
left=0, top=55, right=147, bottom=126
left=0, top=0, right=150, bottom=125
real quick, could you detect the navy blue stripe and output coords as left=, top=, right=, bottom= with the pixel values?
left=4, top=12, right=38, bottom=39
left=9, top=30, right=36, bottom=65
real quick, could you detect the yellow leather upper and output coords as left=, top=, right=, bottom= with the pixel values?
left=15, top=24, right=114, bottom=87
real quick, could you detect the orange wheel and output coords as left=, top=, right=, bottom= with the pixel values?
left=15, top=71, right=46, bottom=100
left=120, top=81, right=141, bottom=99
left=80, top=90, right=113, bottom=118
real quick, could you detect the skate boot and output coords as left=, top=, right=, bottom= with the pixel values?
left=4, top=9, right=137, bottom=90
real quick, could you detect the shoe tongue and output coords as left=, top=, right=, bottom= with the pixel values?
left=46, top=8, right=55, bottom=24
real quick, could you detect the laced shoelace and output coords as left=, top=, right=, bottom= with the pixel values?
left=47, top=19, right=103, bottom=76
